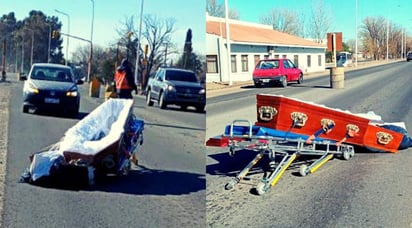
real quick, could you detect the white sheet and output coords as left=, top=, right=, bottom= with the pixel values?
left=59, top=98, right=133, bottom=155
left=29, top=99, right=134, bottom=181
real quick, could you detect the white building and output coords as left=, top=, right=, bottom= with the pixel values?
left=206, top=15, right=327, bottom=83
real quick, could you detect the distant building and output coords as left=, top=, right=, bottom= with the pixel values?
left=206, top=15, right=327, bottom=83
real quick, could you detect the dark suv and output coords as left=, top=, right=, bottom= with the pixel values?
left=145, top=68, right=206, bottom=112
left=407, top=52, right=412, bottom=62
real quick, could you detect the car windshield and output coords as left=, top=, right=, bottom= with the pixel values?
left=31, top=66, right=73, bottom=83
left=165, top=70, right=198, bottom=82
left=256, top=60, right=279, bottom=69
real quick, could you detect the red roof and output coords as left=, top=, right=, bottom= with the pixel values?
left=206, top=19, right=324, bottom=48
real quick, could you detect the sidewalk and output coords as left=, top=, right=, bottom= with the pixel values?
left=206, top=60, right=402, bottom=98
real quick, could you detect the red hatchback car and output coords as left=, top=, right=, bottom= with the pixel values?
left=252, top=58, right=303, bottom=87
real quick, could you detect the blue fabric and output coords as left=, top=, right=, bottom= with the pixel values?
left=224, top=125, right=332, bottom=143
left=380, top=125, right=412, bottom=149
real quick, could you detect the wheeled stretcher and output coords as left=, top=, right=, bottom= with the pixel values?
left=207, top=94, right=412, bottom=195
left=21, top=99, right=144, bottom=186
left=207, top=119, right=354, bottom=195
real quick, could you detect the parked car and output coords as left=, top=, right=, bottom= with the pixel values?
left=22, top=63, right=83, bottom=117
left=253, top=58, right=303, bottom=87
left=407, top=52, right=412, bottom=62
left=145, top=67, right=206, bottom=112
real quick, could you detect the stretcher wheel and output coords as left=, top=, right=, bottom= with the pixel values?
left=229, top=147, right=235, bottom=157
left=256, top=182, right=268, bottom=195
left=342, top=149, right=354, bottom=160
left=225, top=180, right=237, bottom=190
left=299, top=164, right=309, bottom=176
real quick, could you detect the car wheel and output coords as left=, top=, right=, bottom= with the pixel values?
left=297, top=74, right=303, bottom=84
left=159, top=92, right=167, bottom=109
left=254, top=82, right=262, bottom=88
left=22, top=105, right=29, bottom=113
left=195, top=104, right=205, bottom=113
left=281, top=76, right=287, bottom=87
left=146, top=90, right=154, bottom=106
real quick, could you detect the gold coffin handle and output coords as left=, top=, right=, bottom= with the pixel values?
left=376, top=131, right=393, bottom=145
left=291, top=112, right=308, bottom=127
left=258, top=106, right=278, bottom=122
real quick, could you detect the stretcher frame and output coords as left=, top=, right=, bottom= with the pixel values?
left=220, top=120, right=355, bottom=195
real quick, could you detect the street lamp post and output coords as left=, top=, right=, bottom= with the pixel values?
left=134, top=0, right=144, bottom=91
left=386, top=18, right=389, bottom=61
left=48, top=23, right=51, bottom=63
left=30, top=31, right=34, bottom=66
left=55, top=9, right=70, bottom=65
left=355, top=0, right=358, bottom=67
left=225, top=0, right=232, bottom=86
left=88, top=0, right=94, bottom=82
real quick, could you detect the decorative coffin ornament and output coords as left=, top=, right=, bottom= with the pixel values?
left=376, top=132, right=393, bottom=145
left=258, top=106, right=277, bottom=122
left=291, top=112, right=308, bottom=127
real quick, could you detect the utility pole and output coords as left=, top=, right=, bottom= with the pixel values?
left=134, top=0, right=144, bottom=91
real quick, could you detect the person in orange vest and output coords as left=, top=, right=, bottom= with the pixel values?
left=114, top=58, right=138, bottom=99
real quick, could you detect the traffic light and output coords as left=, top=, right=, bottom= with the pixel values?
left=51, top=30, right=59, bottom=39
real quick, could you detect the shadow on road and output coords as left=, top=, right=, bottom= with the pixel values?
left=207, top=149, right=266, bottom=177
left=25, top=165, right=205, bottom=195
left=91, top=165, right=205, bottom=195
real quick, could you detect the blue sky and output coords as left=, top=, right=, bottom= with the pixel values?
left=2, top=0, right=206, bottom=60
left=225, top=0, right=411, bottom=42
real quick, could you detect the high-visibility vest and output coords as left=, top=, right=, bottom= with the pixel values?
left=115, top=70, right=132, bottom=90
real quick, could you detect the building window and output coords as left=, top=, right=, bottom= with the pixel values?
left=282, top=54, right=287, bottom=59
left=318, top=55, right=322, bottom=66
left=206, top=55, right=218, bottom=73
left=294, top=55, right=299, bottom=67
left=274, top=54, right=280, bottom=59
left=231, top=55, right=237, bottom=73
left=254, top=55, right=260, bottom=67
left=264, top=55, right=269, bottom=59
left=307, top=55, right=311, bottom=67
left=241, top=55, right=248, bottom=72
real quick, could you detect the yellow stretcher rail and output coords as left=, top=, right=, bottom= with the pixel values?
left=270, top=153, right=297, bottom=187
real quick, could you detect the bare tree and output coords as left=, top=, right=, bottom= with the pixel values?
left=308, top=0, right=332, bottom=43
left=142, top=15, right=175, bottom=88
left=260, top=8, right=300, bottom=35
left=113, top=15, right=176, bottom=89
left=71, top=44, right=114, bottom=82
left=206, top=0, right=240, bottom=19
left=206, top=0, right=224, bottom=17
left=360, top=16, right=387, bottom=60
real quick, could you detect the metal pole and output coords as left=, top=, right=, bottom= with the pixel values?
left=386, top=19, right=389, bottom=61
left=401, top=29, right=404, bottom=59
left=21, top=36, right=24, bottom=73
left=48, top=24, right=51, bottom=63
left=30, top=31, right=34, bottom=66
left=355, top=0, right=358, bottom=67
left=88, top=0, right=94, bottom=82
left=224, top=0, right=232, bottom=86
left=134, top=0, right=144, bottom=90
left=55, top=9, right=70, bottom=65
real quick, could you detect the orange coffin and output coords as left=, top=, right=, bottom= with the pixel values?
left=255, top=94, right=404, bottom=153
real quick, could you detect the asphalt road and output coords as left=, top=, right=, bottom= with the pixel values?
left=2, top=75, right=205, bottom=228
left=206, top=61, right=412, bottom=227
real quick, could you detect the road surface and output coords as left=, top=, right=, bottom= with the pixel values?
left=206, top=62, right=412, bottom=227
left=1, top=75, right=206, bottom=228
